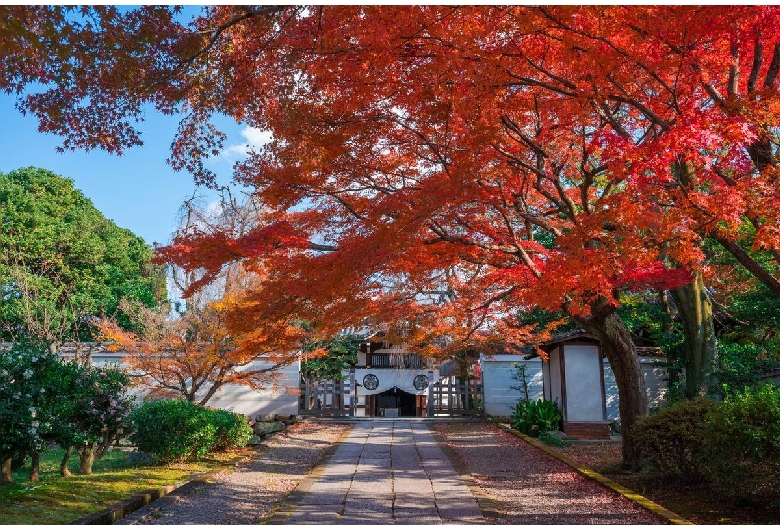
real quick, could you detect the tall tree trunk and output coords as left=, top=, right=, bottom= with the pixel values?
left=671, top=271, right=718, bottom=398
left=658, top=289, right=684, bottom=397
left=29, top=451, right=40, bottom=482
left=60, top=446, right=73, bottom=477
left=0, top=458, right=12, bottom=483
left=671, top=161, right=719, bottom=398
left=78, top=445, right=96, bottom=475
left=572, top=304, right=648, bottom=469
left=658, top=290, right=676, bottom=334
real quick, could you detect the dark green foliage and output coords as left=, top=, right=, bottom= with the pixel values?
left=511, top=398, right=562, bottom=437
left=718, top=342, right=780, bottom=397
left=616, top=292, right=676, bottom=347
left=211, top=409, right=253, bottom=452
left=0, top=343, right=63, bottom=464
left=0, top=167, right=166, bottom=342
left=538, top=432, right=571, bottom=448
left=129, top=400, right=251, bottom=463
left=69, top=364, right=134, bottom=466
left=631, top=398, right=719, bottom=481
left=632, top=384, right=780, bottom=502
left=301, top=333, right=359, bottom=381
left=704, top=383, right=780, bottom=499
left=0, top=342, right=133, bottom=478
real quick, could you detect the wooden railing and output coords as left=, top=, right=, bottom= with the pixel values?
left=369, top=354, right=424, bottom=369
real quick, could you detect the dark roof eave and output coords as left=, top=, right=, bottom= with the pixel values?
left=539, top=329, right=600, bottom=350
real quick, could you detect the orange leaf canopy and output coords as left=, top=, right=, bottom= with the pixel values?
left=157, top=7, right=780, bottom=351
left=10, top=6, right=780, bottom=353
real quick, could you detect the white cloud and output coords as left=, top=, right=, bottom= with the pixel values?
left=220, top=126, right=272, bottom=161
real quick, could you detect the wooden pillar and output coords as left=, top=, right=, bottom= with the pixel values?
left=304, top=377, right=311, bottom=413
left=349, top=369, right=355, bottom=417
left=427, top=370, right=434, bottom=417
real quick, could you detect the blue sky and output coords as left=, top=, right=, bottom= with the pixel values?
left=0, top=92, right=258, bottom=247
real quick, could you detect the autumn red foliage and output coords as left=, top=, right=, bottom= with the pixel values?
left=4, top=6, right=780, bottom=464
left=96, top=296, right=304, bottom=407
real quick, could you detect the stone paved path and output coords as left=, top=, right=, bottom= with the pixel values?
left=273, top=420, right=484, bottom=525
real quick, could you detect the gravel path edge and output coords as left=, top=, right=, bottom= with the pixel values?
left=428, top=426, right=504, bottom=522
left=492, top=422, right=694, bottom=526
left=262, top=424, right=354, bottom=525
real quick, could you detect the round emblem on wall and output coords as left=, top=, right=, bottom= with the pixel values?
left=413, top=374, right=429, bottom=390
left=363, top=374, right=379, bottom=390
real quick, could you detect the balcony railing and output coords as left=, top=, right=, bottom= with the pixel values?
left=370, top=353, right=424, bottom=369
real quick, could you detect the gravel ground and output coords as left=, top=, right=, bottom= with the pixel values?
left=433, top=422, right=668, bottom=525
left=125, top=420, right=349, bottom=525
left=120, top=420, right=666, bottom=525
left=554, top=440, right=625, bottom=474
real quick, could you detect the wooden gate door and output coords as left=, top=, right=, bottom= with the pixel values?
left=429, top=377, right=483, bottom=417
left=300, top=375, right=354, bottom=417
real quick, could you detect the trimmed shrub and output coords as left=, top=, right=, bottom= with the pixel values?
left=511, top=399, right=562, bottom=437
left=631, top=398, right=719, bottom=481
left=129, top=400, right=217, bottom=463
left=632, top=384, right=780, bottom=503
left=211, top=409, right=252, bottom=452
left=704, top=383, right=780, bottom=500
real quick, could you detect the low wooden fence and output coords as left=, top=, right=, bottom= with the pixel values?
left=299, top=377, right=354, bottom=416
left=430, top=377, right=483, bottom=416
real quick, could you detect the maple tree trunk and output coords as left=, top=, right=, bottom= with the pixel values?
left=78, top=446, right=96, bottom=475
left=572, top=306, right=648, bottom=469
left=658, top=289, right=685, bottom=394
left=671, top=271, right=718, bottom=399
left=658, top=290, right=676, bottom=334
left=60, top=446, right=73, bottom=477
left=1, top=458, right=12, bottom=483
left=29, top=451, right=40, bottom=482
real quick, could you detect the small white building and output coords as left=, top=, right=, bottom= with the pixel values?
left=480, top=332, right=669, bottom=439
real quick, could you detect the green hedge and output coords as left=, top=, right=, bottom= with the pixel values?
left=705, top=383, right=780, bottom=499
left=631, top=398, right=719, bottom=482
left=631, top=383, right=780, bottom=502
left=211, top=409, right=253, bottom=452
left=129, top=400, right=251, bottom=463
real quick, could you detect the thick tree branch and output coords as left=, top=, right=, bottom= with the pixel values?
left=711, top=228, right=780, bottom=297
left=747, top=32, right=763, bottom=94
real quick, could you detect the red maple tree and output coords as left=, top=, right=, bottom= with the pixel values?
left=5, top=6, right=780, bottom=464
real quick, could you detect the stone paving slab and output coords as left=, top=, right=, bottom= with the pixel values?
left=273, top=420, right=485, bottom=525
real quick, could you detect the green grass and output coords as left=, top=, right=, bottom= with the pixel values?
left=0, top=447, right=247, bottom=525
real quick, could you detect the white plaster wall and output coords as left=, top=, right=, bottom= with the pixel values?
left=481, top=355, right=543, bottom=418
left=202, top=360, right=300, bottom=418
left=603, top=357, right=668, bottom=420
left=64, top=352, right=301, bottom=419
left=603, top=362, right=620, bottom=421
left=562, top=344, right=604, bottom=422
left=356, top=351, right=368, bottom=367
